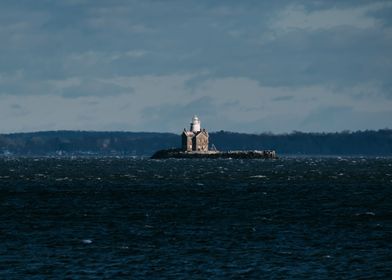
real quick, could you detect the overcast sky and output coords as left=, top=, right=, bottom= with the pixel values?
left=1, top=0, right=391, bottom=133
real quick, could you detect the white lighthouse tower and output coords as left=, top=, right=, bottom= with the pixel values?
left=190, top=115, right=201, bottom=132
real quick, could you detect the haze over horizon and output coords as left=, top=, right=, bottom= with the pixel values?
left=1, top=0, right=391, bottom=134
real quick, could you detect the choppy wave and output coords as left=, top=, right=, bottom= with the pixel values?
left=0, top=157, right=391, bottom=278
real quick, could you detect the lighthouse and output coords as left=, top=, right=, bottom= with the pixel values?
left=182, top=115, right=209, bottom=152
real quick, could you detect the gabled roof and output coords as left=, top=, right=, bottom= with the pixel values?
left=182, top=131, right=194, bottom=137
left=195, top=130, right=208, bottom=137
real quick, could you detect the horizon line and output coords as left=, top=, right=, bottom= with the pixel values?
left=1, top=128, right=391, bottom=136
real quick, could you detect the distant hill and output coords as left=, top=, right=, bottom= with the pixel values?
left=0, top=129, right=391, bottom=156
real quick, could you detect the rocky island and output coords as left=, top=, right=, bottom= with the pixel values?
left=151, top=149, right=277, bottom=159
left=151, top=116, right=277, bottom=159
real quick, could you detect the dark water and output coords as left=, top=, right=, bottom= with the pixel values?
left=0, top=157, right=391, bottom=279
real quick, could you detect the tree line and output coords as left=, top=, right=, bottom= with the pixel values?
left=0, top=129, right=391, bottom=156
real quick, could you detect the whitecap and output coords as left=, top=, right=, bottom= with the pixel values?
left=250, top=175, right=267, bottom=178
left=355, top=212, right=375, bottom=216
left=82, top=239, right=93, bottom=244
left=55, top=177, right=69, bottom=181
left=122, top=174, right=136, bottom=178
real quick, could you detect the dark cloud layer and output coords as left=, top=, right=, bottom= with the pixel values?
left=0, top=0, right=391, bottom=132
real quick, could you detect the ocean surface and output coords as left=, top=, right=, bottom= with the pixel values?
left=0, top=157, right=391, bottom=279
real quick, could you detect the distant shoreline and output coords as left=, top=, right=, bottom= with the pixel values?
left=1, top=129, right=391, bottom=156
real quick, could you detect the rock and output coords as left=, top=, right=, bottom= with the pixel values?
left=151, top=149, right=277, bottom=159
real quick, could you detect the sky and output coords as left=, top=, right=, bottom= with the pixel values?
left=0, top=0, right=391, bottom=134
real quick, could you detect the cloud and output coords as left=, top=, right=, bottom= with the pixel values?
left=1, top=1, right=391, bottom=89
left=0, top=74, right=391, bottom=133
left=300, top=105, right=392, bottom=132
left=0, top=0, right=391, bottom=133
left=60, top=78, right=134, bottom=98
left=0, top=74, right=135, bottom=98
left=272, top=96, right=294, bottom=102
left=10, top=104, right=22, bottom=109
left=272, top=2, right=386, bottom=31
